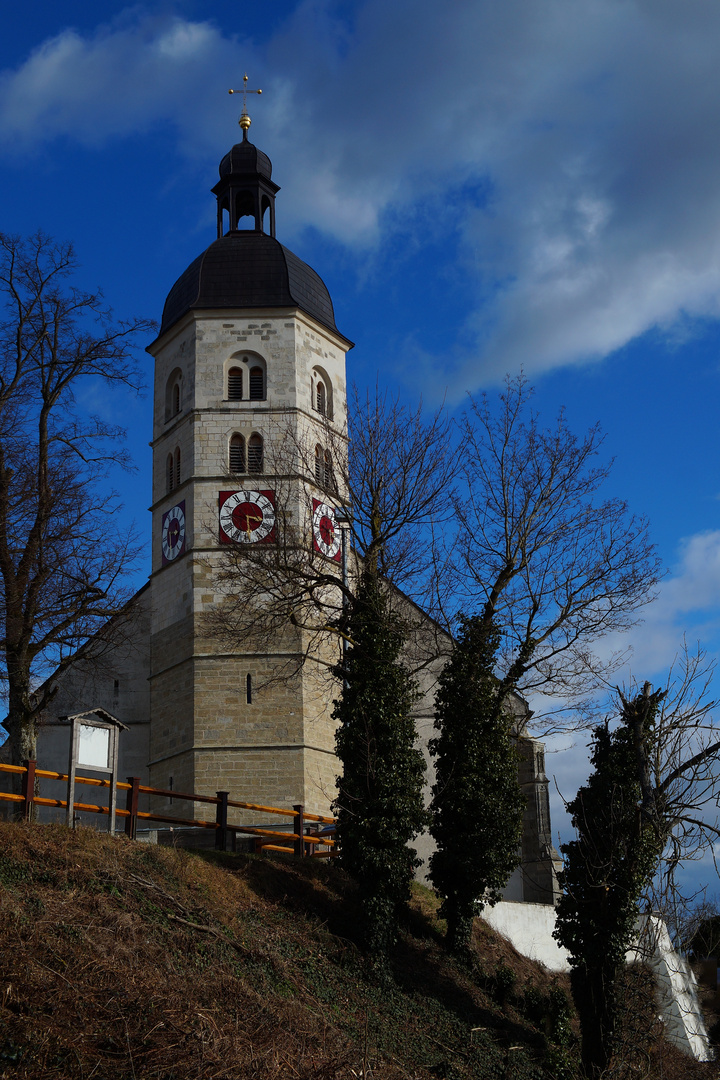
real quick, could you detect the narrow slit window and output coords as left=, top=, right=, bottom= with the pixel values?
left=315, top=444, right=324, bottom=487
left=246, top=674, right=252, bottom=705
left=173, top=381, right=181, bottom=416
left=316, top=381, right=326, bottom=416
left=228, top=367, right=243, bottom=401
left=174, top=447, right=181, bottom=489
left=247, top=433, right=263, bottom=473
left=166, top=453, right=174, bottom=493
left=229, top=433, right=246, bottom=473
left=249, top=366, right=264, bottom=400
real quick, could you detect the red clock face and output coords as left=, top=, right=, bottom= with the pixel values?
left=161, top=502, right=186, bottom=564
left=312, top=499, right=341, bottom=562
left=219, top=489, right=276, bottom=544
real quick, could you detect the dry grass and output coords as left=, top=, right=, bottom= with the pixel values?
left=0, top=822, right=715, bottom=1079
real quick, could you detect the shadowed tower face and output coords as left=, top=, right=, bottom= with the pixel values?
left=147, top=128, right=353, bottom=819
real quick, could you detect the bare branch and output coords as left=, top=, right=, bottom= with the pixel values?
left=0, top=231, right=152, bottom=765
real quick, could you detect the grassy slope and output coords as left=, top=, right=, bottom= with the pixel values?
left=0, top=822, right=714, bottom=1080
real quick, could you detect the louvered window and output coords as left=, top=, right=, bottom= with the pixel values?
left=173, top=382, right=181, bottom=415
left=324, top=449, right=335, bottom=491
left=316, top=381, right=326, bottom=416
left=174, top=448, right=181, bottom=489
left=247, top=433, right=263, bottom=473
left=229, top=434, right=245, bottom=473
left=249, top=366, right=264, bottom=400
left=228, top=367, right=243, bottom=401
left=166, top=454, right=174, bottom=493
left=314, top=445, right=335, bottom=489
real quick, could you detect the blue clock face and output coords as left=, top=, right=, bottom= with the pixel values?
left=161, top=502, right=186, bottom=564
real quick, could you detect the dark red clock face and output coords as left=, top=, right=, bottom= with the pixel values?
left=161, top=502, right=186, bottom=564
left=312, top=499, right=341, bottom=562
left=219, top=490, right=276, bottom=544
left=319, top=515, right=334, bottom=545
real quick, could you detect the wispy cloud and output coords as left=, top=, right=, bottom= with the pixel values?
left=0, top=13, right=234, bottom=150
left=593, top=530, right=720, bottom=683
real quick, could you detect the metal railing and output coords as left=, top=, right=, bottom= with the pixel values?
left=0, top=761, right=337, bottom=858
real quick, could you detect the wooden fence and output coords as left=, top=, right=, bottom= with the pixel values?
left=0, top=760, right=337, bottom=858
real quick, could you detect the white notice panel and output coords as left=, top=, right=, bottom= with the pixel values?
left=77, top=724, right=110, bottom=769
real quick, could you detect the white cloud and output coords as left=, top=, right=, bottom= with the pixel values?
left=0, top=14, right=233, bottom=149
left=4, top=2, right=720, bottom=383
left=585, top=530, right=720, bottom=683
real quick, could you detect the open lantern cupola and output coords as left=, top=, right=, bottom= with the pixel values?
left=212, top=135, right=280, bottom=238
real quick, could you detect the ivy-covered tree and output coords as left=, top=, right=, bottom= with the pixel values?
left=553, top=688, right=666, bottom=1079
left=429, top=616, right=526, bottom=953
left=333, top=569, right=427, bottom=960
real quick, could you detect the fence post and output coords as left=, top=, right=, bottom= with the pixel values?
left=215, top=791, right=230, bottom=851
left=293, top=803, right=305, bottom=858
left=124, top=777, right=140, bottom=839
left=21, top=760, right=36, bottom=822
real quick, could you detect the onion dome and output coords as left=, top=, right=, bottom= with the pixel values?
left=160, top=232, right=340, bottom=338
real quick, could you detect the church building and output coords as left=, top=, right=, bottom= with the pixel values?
left=6, top=103, right=560, bottom=905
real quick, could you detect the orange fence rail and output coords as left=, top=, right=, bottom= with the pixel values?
left=0, top=761, right=338, bottom=859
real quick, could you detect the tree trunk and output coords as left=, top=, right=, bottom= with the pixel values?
left=571, top=964, right=619, bottom=1079
left=5, top=658, right=38, bottom=765
left=443, top=897, right=475, bottom=955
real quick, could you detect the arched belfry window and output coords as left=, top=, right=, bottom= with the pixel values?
left=315, top=444, right=335, bottom=490
left=311, top=368, right=332, bottom=419
left=174, top=447, right=181, bottom=489
left=249, top=366, right=264, bottom=400
left=225, top=355, right=266, bottom=402
left=229, top=433, right=246, bottom=473
left=228, top=367, right=243, bottom=401
left=165, top=368, right=183, bottom=422
left=166, top=453, right=174, bottom=493
left=248, top=433, right=263, bottom=474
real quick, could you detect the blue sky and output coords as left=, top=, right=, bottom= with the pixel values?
left=3, top=1, right=720, bottom=881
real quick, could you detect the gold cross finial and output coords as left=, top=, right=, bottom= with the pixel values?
left=228, top=74, right=262, bottom=139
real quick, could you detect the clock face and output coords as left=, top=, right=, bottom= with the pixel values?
left=312, top=499, right=342, bottom=562
left=161, top=502, right=186, bottom=564
left=219, top=489, right=276, bottom=544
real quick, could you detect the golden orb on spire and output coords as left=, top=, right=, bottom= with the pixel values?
left=228, top=73, right=262, bottom=139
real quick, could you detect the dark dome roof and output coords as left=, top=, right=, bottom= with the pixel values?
left=219, top=140, right=273, bottom=180
left=159, top=232, right=343, bottom=339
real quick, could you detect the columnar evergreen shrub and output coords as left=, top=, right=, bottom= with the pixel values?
left=333, top=570, right=427, bottom=959
left=429, top=616, right=525, bottom=953
left=553, top=690, right=665, bottom=1079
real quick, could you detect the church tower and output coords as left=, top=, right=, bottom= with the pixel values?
left=147, top=117, right=353, bottom=818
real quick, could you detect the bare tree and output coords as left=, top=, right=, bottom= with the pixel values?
left=554, top=647, right=720, bottom=1076
left=0, top=232, right=153, bottom=765
left=454, top=374, right=662, bottom=716
left=204, top=386, right=455, bottom=683
left=633, top=646, right=720, bottom=912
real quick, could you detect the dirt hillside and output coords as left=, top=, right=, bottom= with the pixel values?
left=0, top=822, right=714, bottom=1079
